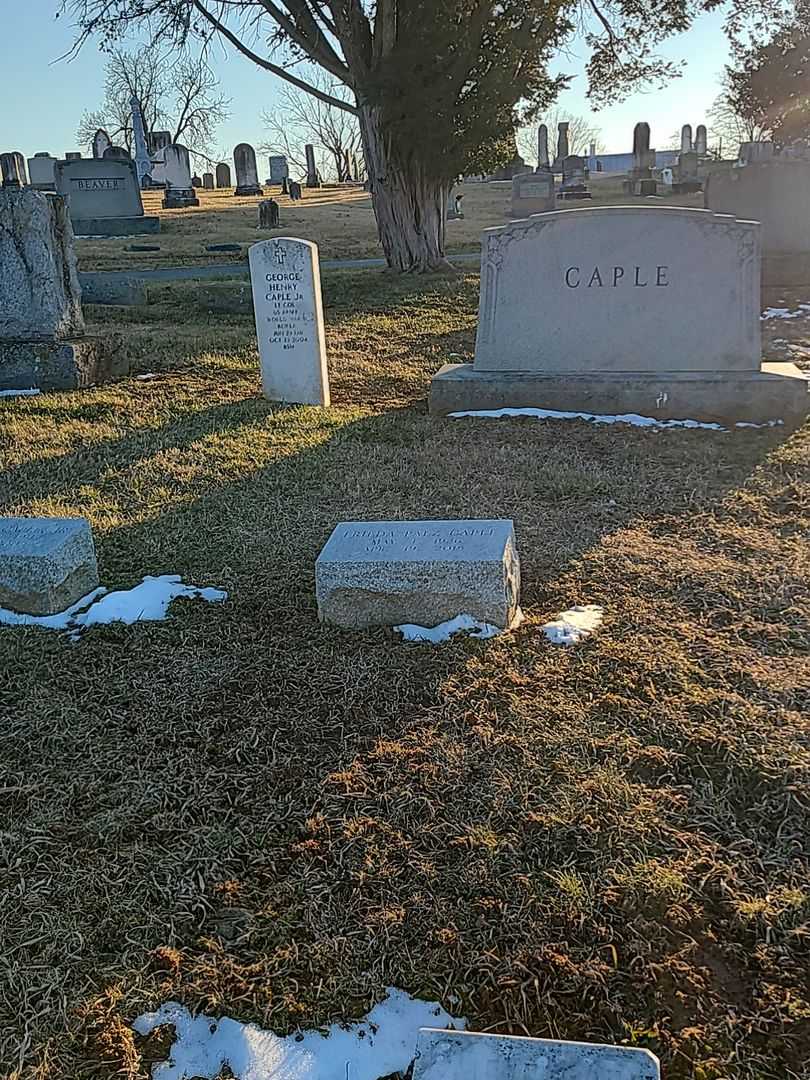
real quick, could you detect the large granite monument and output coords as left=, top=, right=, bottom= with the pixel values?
left=54, top=157, right=159, bottom=235
left=430, top=205, right=808, bottom=426
left=316, top=519, right=521, bottom=630
left=0, top=188, right=123, bottom=390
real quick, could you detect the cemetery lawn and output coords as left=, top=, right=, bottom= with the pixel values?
left=2, top=270, right=809, bottom=1080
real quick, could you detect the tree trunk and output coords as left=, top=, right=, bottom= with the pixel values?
left=358, top=103, right=450, bottom=272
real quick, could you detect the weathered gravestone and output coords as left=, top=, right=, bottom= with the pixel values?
left=64, top=152, right=82, bottom=161
left=315, top=519, right=520, bottom=630
left=0, top=188, right=124, bottom=390
left=248, top=236, right=330, bottom=405
left=92, top=129, right=112, bottom=159
left=559, top=154, right=592, bottom=199
left=130, top=96, right=153, bottom=188
left=552, top=122, right=569, bottom=171
left=162, top=145, right=199, bottom=208
left=1, top=152, right=28, bottom=187
left=625, top=122, right=657, bottom=195
left=680, top=124, right=693, bottom=154
left=695, top=124, right=708, bottom=156
left=0, top=517, right=99, bottom=616
left=288, top=180, right=302, bottom=201
left=233, top=143, right=263, bottom=196
left=148, top=131, right=172, bottom=154
left=430, top=205, right=809, bottom=426
left=268, top=155, right=289, bottom=185
left=202, top=172, right=214, bottom=190
left=215, top=162, right=231, bottom=188
left=54, top=157, right=159, bottom=235
left=258, top=198, right=280, bottom=228
left=27, top=153, right=57, bottom=191
left=305, top=144, right=320, bottom=187
left=537, top=124, right=550, bottom=169
left=511, top=170, right=554, bottom=217
left=191, top=175, right=202, bottom=188
left=103, top=146, right=130, bottom=161
left=412, top=1029, right=660, bottom=1080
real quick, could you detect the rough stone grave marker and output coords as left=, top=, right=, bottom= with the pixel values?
left=234, top=143, right=263, bottom=196
left=430, top=205, right=809, bottom=425
left=0, top=517, right=99, bottom=616
left=0, top=188, right=123, bottom=390
left=54, top=157, right=159, bottom=235
left=305, top=144, right=320, bottom=187
left=215, top=162, right=231, bottom=188
left=248, top=236, right=330, bottom=405
left=202, top=172, right=214, bottom=190
left=316, top=519, right=520, bottom=630
left=412, top=1029, right=660, bottom=1080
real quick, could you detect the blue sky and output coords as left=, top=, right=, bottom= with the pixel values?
left=2, top=2, right=730, bottom=163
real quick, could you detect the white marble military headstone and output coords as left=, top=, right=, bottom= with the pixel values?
left=315, top=519, right=520, bottom=630
left=248, top=236, right=330, bottom=405
left=412, top=1030, right=660, bottom=1080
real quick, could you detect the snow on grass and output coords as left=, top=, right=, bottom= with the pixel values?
left=0, top=388, right=40, bottom=398
left=448, top=407, right=783, bottom=431
left=761, top=304, right=810, bottom=320
left=542, top=604, right=604, bottom=645
left=0, top=575, right=227, bottom=637
left=133, top=987, right=465, bottom=1080
left=396, top=608, right=525, bottom=644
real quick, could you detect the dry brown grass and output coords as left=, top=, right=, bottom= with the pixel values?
left=1, top=271, right=809, bottom=1080
left=75, top=177, right=704, bottom=272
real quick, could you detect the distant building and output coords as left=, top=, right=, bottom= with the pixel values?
left=586, top=150, right=679, bottom=174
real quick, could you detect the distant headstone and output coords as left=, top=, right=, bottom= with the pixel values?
left=695, top=124, right=708, bottom=155
left=215, top=162, right=231, bottom=188
left=258, top=198, right=280, bottom=228
left=92, top=129, right=112, bottom=159
left=1, top=152, right=28, bottom=188
left=103, top=146, right=130, bottom=161
left=288, top=180, right=302, bottom=201
left=148, top=130, right=172, bottom=154
left=54, top=157, right=160, bottom=235
left=706, top=160, right=810, bottom=255
left=559, top=154, right=592, bottom=200
left=233, top=143, right=263, bottom=196
left=268, top=155, right=289, bottom=185
left=739, top=141, right=775, bottom=165
left=315, top=519, right=520, bottom=630
left=27, top=153, right=57, bottom=191
left=130, top=95, right=153, bottom=187
left=0, top=517, right=99, bottom=616
left=352, top=153, right=360, bottom=181
left=511, top=170, right=554, bottom=216
left=430, top=205, right=808, bottom=426
left=248, top=236, right=329, bottom=406
left=0, top=188, right=123, bottom=389
left=674, top=150, right=700, bottom=193
left=625, top=122, right=657, bottom=195
left=191, top=175, right=202, bottom=188
left=202, top=172, right=214, bottom=190
left=162, top=145, right=199, bottom=208
left=304, top=144, right=320, bottom=188
left=65, top=152, right=82, bottom=161
left=680, top=124, right=693, bottom=154
left=412, top=1030, right=659, bottom=1080
left=537, top=124, right=550, bottom=169
left=446, top=190, right=464, bottom=220
left=553, top=122, right=569, bottom=169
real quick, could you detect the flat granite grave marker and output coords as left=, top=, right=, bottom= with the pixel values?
left=54, top=157, right=159, bottom=236
left=315, top=519, right=520, bottom=630
left=430, top=205, right=809, bottom=426
left=248, top=236, right=330, bottom=405
left=0, top=517, right=99, bottom=616
left=412, top=1029, right=660, bottom=1080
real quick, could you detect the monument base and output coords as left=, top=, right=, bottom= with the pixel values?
left=0, top=337, right=128, bottom=391
left=72, top=216, right=160, bottom=237
left=234, top=185, right=263, bottom=196
left=429, top=362, right=809, bottom=428
left=162, top=190, right=200, bottom=208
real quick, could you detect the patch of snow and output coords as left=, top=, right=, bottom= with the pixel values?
left=448, top=407, right=726, bottom=431
left=396, top=608, right=524, bottom=644
left=762, top=303, right=810, bottom=321
left=0, top=575, right=227, bottom=637
left=136, top=372, right=159, bottom=381
left=133, top=987, right=465, bottom=1080
left=0, top=388, right=40, bottom=398
left=542, top=604, right=604, bottom=646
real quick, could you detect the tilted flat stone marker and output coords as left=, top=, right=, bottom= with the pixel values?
left=316, top=519, right=520, bottom=630
left=412, top=1029, right=660, bottom=1080
left=430, top=205, right=809, bottom=426
left=249, top=237, right=330, bottom=406
left=0, top=518, right=99, bottom=616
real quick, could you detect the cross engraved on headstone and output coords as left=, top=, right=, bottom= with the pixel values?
left=274, top=246, right=286, bottom=265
